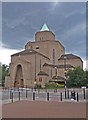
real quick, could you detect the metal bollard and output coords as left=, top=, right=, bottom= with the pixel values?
left=83, top=88, right=86, bottom=99
left=19, top=91, right=20, bottom=101
left=77, top=92, right=79, bottom=102
left=65, top=89, right=66, bottom=99
left=47, top=92, right=49, bottom=101
left=33, top=92, right=35, bottom=100
left=60, top=92, right=62, bottom=101
left=10, top=90, right=12, bottom=99
left=26, top=89, right=27, bottom=98
left=67, top=90, right=69, bottom=99
left=12, top=92, right=13, bottom=103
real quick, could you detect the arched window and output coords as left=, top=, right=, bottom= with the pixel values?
left=52, top=49, right=55, bottom=64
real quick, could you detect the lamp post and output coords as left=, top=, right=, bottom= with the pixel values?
left=64, top=56, right=67, bottom=90
left=55, top=67, right=57, bottom=80
left=55, top=66, right=58, bottom=92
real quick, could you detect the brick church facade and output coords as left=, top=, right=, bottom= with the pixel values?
left=5, top=24, right=83, bottom=88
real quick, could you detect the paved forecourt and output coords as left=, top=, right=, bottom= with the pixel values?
left=2, top=100, right=86, bottom=118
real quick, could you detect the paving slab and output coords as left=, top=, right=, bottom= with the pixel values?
left=2, top=100, right=86, bottom=118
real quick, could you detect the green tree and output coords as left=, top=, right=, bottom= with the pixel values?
left=84, top=70, right=88, bottom=87
left=0, top=64, right=9, bottom=86
left=0, top=63, right=2, bottom=86
left=67, top=67, right=87, bottom=88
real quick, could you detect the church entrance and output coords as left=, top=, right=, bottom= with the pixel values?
left=14, top=64, right=24, bottom=87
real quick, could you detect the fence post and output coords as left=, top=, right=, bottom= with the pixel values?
left=47, top=92, right=49, bottom=101
left=60, top=92, right=62, bottom=101
left=77, top=92, right=79, bottom=102
left=33, top=92, right=35, bottom=100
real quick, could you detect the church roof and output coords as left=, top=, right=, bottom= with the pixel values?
left=40, top=23, right=49, bottom=31
left=11, top=49, right=50, bottom=60
left=37, top=71, right=49, bottom=76
left=52, top=75, right=65, bottom=80
left=43, top=63, right=74, bottom=69
left=58, top=54, right=82, bottom=60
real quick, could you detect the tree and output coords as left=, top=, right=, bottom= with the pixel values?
left=0, top=64, right=9, bottom=86
left=0, top=63, right=2, bottom=86
left=67, top=67, right=87, bottom=88
left=84, top=70, right=88, bottom=87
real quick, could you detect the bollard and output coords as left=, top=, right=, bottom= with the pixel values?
left=77, top=92, right=79, bottom=102
left=10, top=90, right=12, bottom=99
left=65, top=89, right=66, bottom=99
left=12, top=92, right=13, bottom=103
left=19, top=91, right=20, bottom=101
left=67, top=90, right=69, bottom=99
left=47, top=92, right=49, bottom=101
left=33, top=92, right=35, bottom=100
left=60, top=92, right=62, bottom=101
left=83, top=88, right=86, bottom=99
left=26, top=89, right=27, bottom=98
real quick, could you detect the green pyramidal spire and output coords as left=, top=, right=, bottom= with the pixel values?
left=40, top=23, right=49, bottom=31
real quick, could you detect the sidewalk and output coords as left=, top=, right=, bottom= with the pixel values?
left=2, top=100, right=86, bottom=118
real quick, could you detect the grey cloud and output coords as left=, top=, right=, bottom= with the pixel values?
left=2, top=2, right=86, bottom=60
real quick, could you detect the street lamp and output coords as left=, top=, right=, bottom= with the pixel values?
left=64, top=56, right=67, bottom=89
left=55, top=67, right=57, bottom=80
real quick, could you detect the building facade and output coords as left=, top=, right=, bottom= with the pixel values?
left=5, top=24, right=83, bottom=88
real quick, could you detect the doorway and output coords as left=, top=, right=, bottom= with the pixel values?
left=14, top=64, right=24, bottom=87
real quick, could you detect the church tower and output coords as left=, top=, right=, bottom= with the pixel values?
left=25, top=24, right=65, bottom=64
left=35, top=24, right=55, bottom=41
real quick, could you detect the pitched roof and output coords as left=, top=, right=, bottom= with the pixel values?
left=52, top=75, right=65, bottom=80
left=26, top=40, right=64, bottom=50
left=11, top=49, right=50, bottom=60
left=40, top=23, right=49, bottom=31
left=58, top=54, right=82, bottom=60
left=43, top=63, right=74, bottom=69
left=37, top=71, right=49, bottom=76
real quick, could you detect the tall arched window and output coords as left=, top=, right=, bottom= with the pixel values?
left=52, top=49, right=55, bottom=64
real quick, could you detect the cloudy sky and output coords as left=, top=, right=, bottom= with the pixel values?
left=0, top=2, right=86, bottom=69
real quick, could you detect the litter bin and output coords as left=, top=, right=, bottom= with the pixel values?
left=71, top=91, right=76, bottom=100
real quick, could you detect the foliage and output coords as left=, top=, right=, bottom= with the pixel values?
left=35, top=84, right=42, bottom=89
left=0, top=64, right=9, bottom=86
left=45, top=82, right=64, bottom=89
left=67, top=67, right=88, bottom=88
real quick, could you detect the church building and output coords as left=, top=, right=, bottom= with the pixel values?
left=5, top=24, right=83, bottom=88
